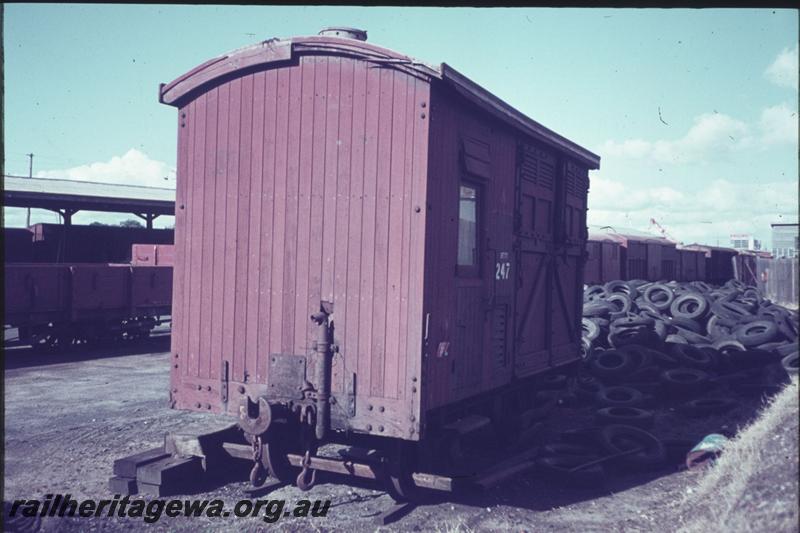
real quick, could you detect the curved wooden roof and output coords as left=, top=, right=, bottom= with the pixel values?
left=159, top=34, right=600, bottom=169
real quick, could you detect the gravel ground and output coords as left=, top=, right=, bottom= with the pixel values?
left=3, top=338, right=790, bottom=532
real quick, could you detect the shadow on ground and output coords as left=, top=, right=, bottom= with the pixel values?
left=3, top=333, right=171, bottom=370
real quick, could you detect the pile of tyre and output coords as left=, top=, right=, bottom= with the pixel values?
left=534, top=279, right=798, bottom=485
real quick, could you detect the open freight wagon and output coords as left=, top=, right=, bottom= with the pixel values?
left=159, top=27, right=599, bottom=498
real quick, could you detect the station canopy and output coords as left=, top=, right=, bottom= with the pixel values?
left=2, top=175, right=175, bottom=228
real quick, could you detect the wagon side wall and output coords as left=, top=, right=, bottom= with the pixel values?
left=421, top=82, right=588, bottom=413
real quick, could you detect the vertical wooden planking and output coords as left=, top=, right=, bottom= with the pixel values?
left=188, top=92, right=207, bottom=379
left=294, top=57, right=315, bottom=353
left=359, top=62, right=380, bottom=395
left=321, top=56, right=339, bottom=304
left=211, top=84, right=230, bottom=380
left=270, top=68, right=290, bottom=359
left=257, top=69, right=279, bottom=382
left=324, top=57, right=344, bottom=391
left=398, top=77, right=417, bottom=400
left=409, top=78, right=430, bottom=412
left=282, top=64, right=302, bottom=354
left=234, top=73, right=254, bottom=382
left=222, top=77, right=242, bottom=379
left=246, top=71, right=266, bottom=382
left=172, top=100, right=191, bottom=379
left=368, top=68, right=393, bottom=397
left=307, top=55, right=327, bottom=350
left=385, top=71, right=408, bottom=399
left=199, top=87, right=219, bottom=379
left=332, top=58, right=352, bottom=392
left=345, top=60, right=367, bottom=393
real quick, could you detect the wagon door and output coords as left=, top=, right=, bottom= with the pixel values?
left=549, top=160, right=587, bottom=367
left=513, top=143, right=557, bottom=377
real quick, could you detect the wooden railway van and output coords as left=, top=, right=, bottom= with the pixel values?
left=159, top=28, right=599, bottom=487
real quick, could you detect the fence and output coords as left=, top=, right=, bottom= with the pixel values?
left=754, top=257, right=798, bottom=309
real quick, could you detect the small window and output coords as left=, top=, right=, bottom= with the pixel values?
left=457, top=183, right=479, bottom=271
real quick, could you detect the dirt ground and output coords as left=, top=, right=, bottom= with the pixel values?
left=2, top=336, right=792, bottom=532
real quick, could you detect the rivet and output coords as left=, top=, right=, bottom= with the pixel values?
left=238, top=385, right=245, bottom=394
left=206, top=386, right=211, bottom=392
left=195, top=402, right=201, bottom=408
left=378, top=425, right=384, bottom=432
left=412, top=386, right=417, bottom=393
left=174, top=353, right=179, bottom=358
left=206, top=404, right=211, bottom=410
left=172, top=388, right=178, bottom=393
left=179, top=204, right=185, bottom=210
left=412, top=376, right=418, bottom=382
left=379, top=406, right=385, bottom=413
left=181, top=112, right=186, bottom=118
left=368, top=404, right=373, bottom=411
left=196, top=384, right=202, bottom=390
left=366, top=424, right=373, bottom=431
left=414, top=206, right=421, bottom=213
left=420, top=102, right=426, bottom=108
left=173, top=363, right=179, bottom=368
left=410, top=415, right=416, bottom=422
left=420, top=113, right=426, bottom=119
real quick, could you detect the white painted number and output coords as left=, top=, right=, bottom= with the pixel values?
left=495, top=261, right=511, bottom=280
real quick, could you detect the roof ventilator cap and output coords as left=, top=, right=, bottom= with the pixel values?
left=318, top=27, right=367, bottom=41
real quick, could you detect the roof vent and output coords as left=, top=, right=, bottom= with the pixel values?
left=318, top=27, right=367, bottom=41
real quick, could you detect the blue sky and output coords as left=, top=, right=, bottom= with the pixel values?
left=4, top=5, right=798, bottom=248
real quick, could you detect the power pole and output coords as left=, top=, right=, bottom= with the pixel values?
left=26, top=153, right=34, bottom=227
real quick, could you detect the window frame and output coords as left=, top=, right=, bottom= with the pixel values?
left=456, top=180, right=482, bottom=278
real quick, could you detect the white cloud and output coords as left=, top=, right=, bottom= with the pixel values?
left=765, top=44, right=799, bottom=90
left=588, top=175, right=798, bottom=247
left=35, top=148, right=175, bottom=188
left=759, top=102, right=799, bottom=145
left=598, top=112, right=750, bottom=165
left=4, top=149, right=175, bottom=228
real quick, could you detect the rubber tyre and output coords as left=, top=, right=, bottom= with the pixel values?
left=598, top=424, right=666, bottom=469
left=735, top=320, right=779, bottom=347
left=582, top=318, right=600, bottom=342
left=670, top=293, right=709, bottom=321
left=606, top=293, right=633, bottom=315
left=643, top=284, right=675, bottom=311
left=659, top=367, right=710, bottom=395
left=595, top=386, right=645, bottom=408
left=678, top=398, right=740, bottom=417
left=587, top=349, right=639, bottom=379
left=669, top=343, right=716, bottom=370
left=595, top=406, right=655, bottom=429
left=782, top=352, right=799, bottom=375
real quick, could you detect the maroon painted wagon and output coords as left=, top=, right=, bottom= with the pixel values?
left=590, top=227, right=675, bottom=281
left=159, top=27, right=599, bottom=497
left=4, top=263, right=172, bottom=347
left=677, top=246, right=707, bottom=282
left=3, top=227, right=34, bottom=262
left=585, top=230, right=622, bottom=285
left=30, top=223, right=174, bottom=263
left=681, top=244, right=737, bottom=285
left=131, top=243, right=175, bottom=267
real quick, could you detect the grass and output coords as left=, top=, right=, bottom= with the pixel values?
left=677, top=376, right=799, bottom=533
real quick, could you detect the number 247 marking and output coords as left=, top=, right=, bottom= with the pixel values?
left=495, top=261, right=511, bottom=280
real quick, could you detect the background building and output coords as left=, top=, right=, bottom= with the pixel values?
left=730, top=234, right=761, bottom=251
left=771, top=223, right=799, bottom=258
